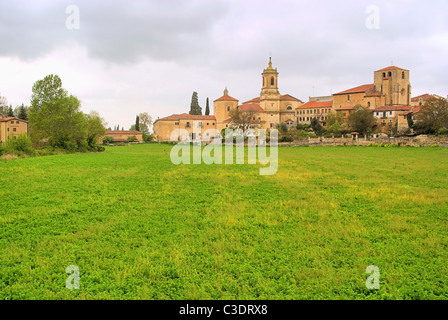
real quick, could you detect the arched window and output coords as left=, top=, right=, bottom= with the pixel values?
left=287, top=106, right=292, bottom=110
left=367, top=102, right=371, bottom=107
left=402, top=72, right=405, bottom=79
left=383, top=72, right=386, bottom=78
left=388, top=71, right=392, bottom=77
left=271, top=77, right=274, bottom=86
left=227, top=106, right=230, bottom=111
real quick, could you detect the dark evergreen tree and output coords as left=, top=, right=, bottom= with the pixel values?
left=8, top=105, right=14, bottom=117
left=18, top=104, right=28, bottom=120
left=135, top=115, right=140, bottom=131
left=189, top=92, right=202, bottom=115
left=205, top=97, right=210, bottom=115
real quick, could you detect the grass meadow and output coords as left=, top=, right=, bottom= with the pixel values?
left=1, top=144, right=447, bottom=300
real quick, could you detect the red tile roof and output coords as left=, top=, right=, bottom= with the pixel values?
left=0, top=117, right=28, bottom=122
left=106, top=130, right=142, bottom=135
left=280, top=94, right=301, bottom=102
left=376, top=66, right=407, bottom=72
left=214, top=95, right=238, bottom=102
left=334, top=84, right=374, bottom=95
left=243, top=97, right=261, bottom=104
left=296, top=101, right=333, bottom=110
left=239, top=104, right=264, bottom=112
left=157, top=113, right=216, bottom=121
left=373, top=106, right=412, bottom=112
left=411, top=94, right=434, bottom=101
left=365, top=91, right=383, bottom=97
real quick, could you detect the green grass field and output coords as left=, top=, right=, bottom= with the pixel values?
left=1, top=144, right=447, bottom=300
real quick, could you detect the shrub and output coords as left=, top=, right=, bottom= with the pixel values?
left=127, top=135, right=138, bottom=142
left=102, top=136, right=114, bottom=144
left=4, top=133, right=34, bottom=155
left=280, top=136, right=294, bottom=142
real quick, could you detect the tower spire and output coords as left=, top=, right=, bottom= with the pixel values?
left=224, top=87, right=229, bottom=96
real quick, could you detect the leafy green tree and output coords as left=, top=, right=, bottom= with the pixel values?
left=205, top=97, right=210, bottom=115
left=347, top=105, right=376, bottom=137
left=0, top=95, right=8, bottom=117
left=138, top=112, right=152, bottom=134
left=326, top=112, right=345, bottom=127
left=189, top=92, right=202, bottom=115
left=135, top=115, right=140, bottom=131
left=414, top=97, right=448, bottom=134
left=310, top=117, right=325, bottom=136
left=86, top=111, right=106, bottom=149
left=327, top=121, right=342, bottom=136
left=29, top=74, right=87, bottom=148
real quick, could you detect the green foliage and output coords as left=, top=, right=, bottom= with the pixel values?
left=1, top=144, right=447, bottom=299
left=348, top=105, right=376, bottom=136
left=205, top=97, right=210, bottom=116
left=135, top=115, right=140, bottom=132
left=415, top=98, right=448, bottom=134
left=127, top=135, right=138, bottom=142
left=189, top=91, right=202, bottom=115
left=310, top=117, right=325, bottom=136
left=102, top=136, right=114, bottom=144
left=4, top=133, right=34, bottom=155
left=28, top=74, right=105, bottom=152
left=277, top=122, right=288, bottom=134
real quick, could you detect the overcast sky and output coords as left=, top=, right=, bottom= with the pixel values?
left=1, top=0, right=447, bottom=130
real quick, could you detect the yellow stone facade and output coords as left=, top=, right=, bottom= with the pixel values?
left=0, top=117, right=29, bottom=143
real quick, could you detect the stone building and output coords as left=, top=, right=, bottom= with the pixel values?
left=0, top=117, right=29, bottom=143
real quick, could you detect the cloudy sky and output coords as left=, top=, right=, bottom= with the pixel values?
left=1, top=0, right=447, bottom=130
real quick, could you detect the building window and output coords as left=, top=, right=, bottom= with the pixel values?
left=11, top=121, right=14, bottom=124
left=212, top=123, right=215, bottom=125
left=389, top=120, right=392, bottom=126
left=16, top=121, right=20, bottom=124
left=383, top=72, right=386, bottom=78
left=271, top=77, right=274, bottom=86
left=227, top=106, right=230, bottom=111
left=287, top=106, right=292, bottom=110
left=186, top=122, right=191, bottom=127
left=207, top=123, right=209, bottom=126
left=198, top=122, right=202, bottom=127
left=174, top=122, right=179, bottom=125
left=367, top=102, right=371, bottom=107
left=390, top=111, right=393, bottom=115
left=382, top=120, right=386, bottom=126
left=347, top=94, right=350, bottom=101
left=388, top=72, right=392, bottom=77
left=13, top=128, right=17, bottom=132
left=270, top=123, right=274, bottom=128
left=402, top=72, right=405, bottom=79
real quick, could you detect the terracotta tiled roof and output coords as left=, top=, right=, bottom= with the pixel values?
left=335, top=106, right=355, bottom=111
left=239, top=104, right=264, bottom=112
left=243, top=97, right=261, bottom=104
left=280, top=94, right=301, bottom=102
left=373, top=106, right=412, bottom=112
left=157, top=113, right=216, bottom=121
left=376, top=66, right=407, bottom=72
left=365, top=91, right=383, bottom=97
left=296, top=101, right=333, bottom=110
left=0, top=117, right=28, bottom=122
left=214, top=95, right=238, bottom=102
left=411, top=94, right=434, bottom=101
left=106, top=130, right=142, bottom=135
left=333, top=84, right=375, bottom=95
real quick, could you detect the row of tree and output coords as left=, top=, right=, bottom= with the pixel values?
left=188, top=91, right=210, bottom=115
left=0, top=98, right=28, bottom=120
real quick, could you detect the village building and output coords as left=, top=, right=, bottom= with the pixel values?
left=0, top=117, right=29, bottom=143
left=101, top=130, right=144, bottom=143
